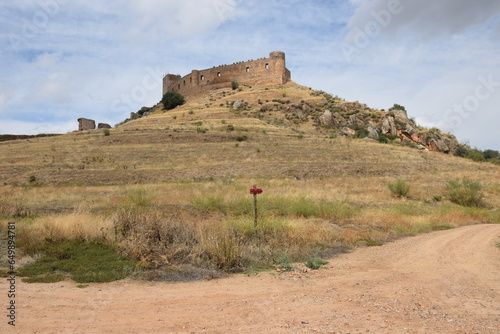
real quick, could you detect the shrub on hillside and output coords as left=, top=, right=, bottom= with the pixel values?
left=162, top=92, right=185, bottom=110
left=446, top=178, right=484, bottom=207
left=388, top=179, right=410, bottom=198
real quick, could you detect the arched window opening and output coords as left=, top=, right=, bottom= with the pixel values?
left=217, top=72, right=221, bottom=77
left=246, top=67, right=250, bottom=72
left=265, top=63, right=269, bottom=70
left=201, top=75, right=205, bottom=80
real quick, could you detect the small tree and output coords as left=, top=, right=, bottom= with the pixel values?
left=161, top=92, right=185, bottom=110
left=231, top=81, right=239, bottom=90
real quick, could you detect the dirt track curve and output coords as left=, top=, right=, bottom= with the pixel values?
left=3, top=223, right=499, bottom=333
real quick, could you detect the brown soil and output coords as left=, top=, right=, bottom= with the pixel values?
left=3, top=224, right=499, bottom=333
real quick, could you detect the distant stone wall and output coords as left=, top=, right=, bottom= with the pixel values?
left=0, top=134, right=61, bottom=142
left=78, top=118, right=96, bottom=131
left=163, top=51, right=291, bottom=96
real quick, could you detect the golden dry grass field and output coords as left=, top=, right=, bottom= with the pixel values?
left=0, top=81, right=499, bottom=279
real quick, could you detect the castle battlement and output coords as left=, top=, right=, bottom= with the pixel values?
left=163, top=51, right=291, bottom=96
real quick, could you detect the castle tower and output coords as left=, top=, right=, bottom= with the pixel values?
left=163, top=74, right=181, bottom=95
left=269, top=51, right=290, bottom=83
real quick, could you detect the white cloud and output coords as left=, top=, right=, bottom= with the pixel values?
left=0, top=119, right=76, bottom=135
left=345, top=0, right=500, bottom=42
left=127, top=0, right=238, bottom=40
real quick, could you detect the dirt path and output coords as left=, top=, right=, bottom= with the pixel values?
left=2, top=224, right=499, bottom=333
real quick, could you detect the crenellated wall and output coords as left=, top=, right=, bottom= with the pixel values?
left=163, top=51, right=291, bottom=96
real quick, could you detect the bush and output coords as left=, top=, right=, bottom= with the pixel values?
left=390, top=104, right=406, bottom=112
left=231, top=81, right=239, bottom=90
left=161, top=92, right=185, bottom=110
left=388, top=179, right=410, bottom=198
left=305, top=257, right=328, bottom=270
left=446, top=178, right=484, bottom=207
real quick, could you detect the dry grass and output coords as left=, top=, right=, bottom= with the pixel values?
left=1, top=81, right=499, bottom=278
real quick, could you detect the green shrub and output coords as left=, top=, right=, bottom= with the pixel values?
left=161, top=92, right=185, bottom=110
left=274, top=254, right=294, bottom=271
left=231, top=81, right=239, bottom=90
left=446, top=178, right=484, bottom=207
left=388, top=179, right=410, bottom=198
left=305, top=257, right=328, bottom=270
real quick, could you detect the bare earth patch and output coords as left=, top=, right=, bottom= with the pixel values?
left=2, top=224, right=499, bottom=333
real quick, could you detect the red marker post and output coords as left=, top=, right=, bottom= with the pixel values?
left=250, top=185, right=263, bottom=227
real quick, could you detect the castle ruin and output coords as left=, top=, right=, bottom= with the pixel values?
left=163, top=51, right=291, bottom=96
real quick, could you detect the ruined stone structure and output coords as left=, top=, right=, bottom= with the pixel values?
left=163, top=51, right=291, bottom=96
left=97, top=123, right=111, bottom=129
left=77, top=118, right=96, bottom=131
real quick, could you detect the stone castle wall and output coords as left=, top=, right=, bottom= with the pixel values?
left=163, top=51, right=291, bottom=96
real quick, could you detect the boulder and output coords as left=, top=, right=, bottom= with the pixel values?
left=340, top=127, right=356, bottom=137
left=318, top=110, right=333, bottom=126
left=233, top=101, right=244, bottom=110
left=78, top=118, right=95, bottom=131
left=98, top=123, right=112, bottom=129
left=381, top=116, right=397, bottom=136
left=366, top=125, right=379, bottom=140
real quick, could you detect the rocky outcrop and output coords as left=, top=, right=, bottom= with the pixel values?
left=318, top=110, right=347, bottom=126
left=316, top=102, right=458, bottom=153
left=98, top=123, right=112, bottom=129
left=78, top=118, right=95, bottom=131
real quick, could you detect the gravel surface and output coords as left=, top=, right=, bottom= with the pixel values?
left=2, top=224, right=498, bottom=333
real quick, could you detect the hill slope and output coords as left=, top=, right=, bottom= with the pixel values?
left=0, top=81, right=498, bottom=282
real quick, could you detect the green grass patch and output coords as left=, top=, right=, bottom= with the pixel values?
left=274, top=254, right=294, bottom=271
left=431, top=224, right=454, bottom=231
left=362, top=239, right=383, bottom=246
left=191, top=194, right=353, bottom=220
left=17, top=240, right=135, bottom=283
left=304, top=257, right=329, bottom=270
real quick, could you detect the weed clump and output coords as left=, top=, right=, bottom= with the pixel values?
left=388, top=179, right=410, bottom=198
left=305, top=257, right=328, bottom=270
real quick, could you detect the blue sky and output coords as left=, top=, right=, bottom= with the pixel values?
left=1, top=0, right=499, bottom=150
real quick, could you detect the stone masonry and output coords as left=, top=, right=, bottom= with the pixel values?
left=163, top=51, right=291, bottom=96
left=77, top=118, right=96, bottom=131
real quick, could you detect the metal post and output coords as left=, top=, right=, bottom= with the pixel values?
left=253, top=193, right=258, bottom=228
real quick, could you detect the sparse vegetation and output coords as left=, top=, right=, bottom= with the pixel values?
left=231, top=81, right=239, bottom=90
left=388, top=179, right=411, bottom=198
left=446, top=178, right=484, bottom=207
left=0, top=81, right=498, bottom=283
left=305, top=257, right=328, bottom=270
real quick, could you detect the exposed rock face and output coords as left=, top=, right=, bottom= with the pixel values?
left=381, top=116, right=397, bottom=136
left=318, top=110, right=333, bottom=126
left=78, top=118, right=95, bottom=131
left=340, top=127, right=356, bottom=137
left=366, top=125, right=379, bottom=140
left=315, top=101, right=459, bottom=153
left=408, top=131, right=457, bottom=153
left=98, top=123, right=112, bottom=129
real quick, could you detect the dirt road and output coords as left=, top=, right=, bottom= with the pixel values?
left=3, top=224, right=499, bottom=333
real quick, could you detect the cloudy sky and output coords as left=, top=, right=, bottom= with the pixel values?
left=1, top=0, right=499, bottom=150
